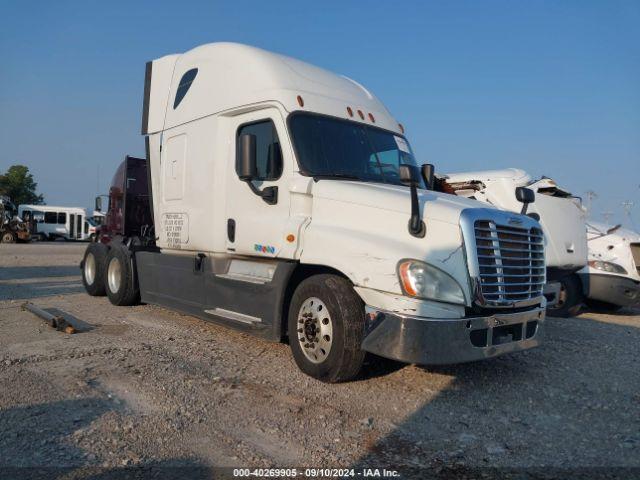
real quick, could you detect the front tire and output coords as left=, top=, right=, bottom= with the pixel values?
left=104, top=242, right=140, bottom=306
left=1, top=231, right=16, bottom=243
left=547, top=274, right=583, bottom=318
left=81, top=242, right=107, bottom=296
left=288, top=274, right=365, bottom=383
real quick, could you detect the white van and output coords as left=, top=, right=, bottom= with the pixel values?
left=80, top=43, right=548, bottom=382
left=18, top=205, right=86, bottom=241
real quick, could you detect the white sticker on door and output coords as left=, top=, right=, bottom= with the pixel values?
left=163, top=213, right=189, bottom=248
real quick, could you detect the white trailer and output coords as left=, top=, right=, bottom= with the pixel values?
left=578, top=222, right=640, bottom=310
left=80, top=43, right=547, bottom=382
left=18, top=204, right=86, bottom=241
left=442, top=169, right=588, bottom=317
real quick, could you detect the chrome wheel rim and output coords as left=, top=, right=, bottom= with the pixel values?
left=107, top=257, right=122, bottom=293
left=297, top=297, right=333, bottom=364
left=84, top=253, right=96, bottom=285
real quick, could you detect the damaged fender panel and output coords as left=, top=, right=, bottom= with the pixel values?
left=354, top=287, right=465, bottom=319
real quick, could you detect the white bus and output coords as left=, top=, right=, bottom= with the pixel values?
left=18, top=205, right=87, bottom=241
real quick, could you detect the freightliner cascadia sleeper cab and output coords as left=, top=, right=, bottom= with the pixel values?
left=81, top=43, right=547, bottom=382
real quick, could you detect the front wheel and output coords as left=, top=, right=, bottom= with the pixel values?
left=104, top=242, right=140, bottom=306
left=1, top=231, right=16, bottom=243
left=288, top=274, right=365, bottom=383
left=547, top=274, right=583, bottom=318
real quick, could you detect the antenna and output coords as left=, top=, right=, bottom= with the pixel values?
left=584, top=190, right=598, bottom=216
left=601, top=211, right=614, bottom=224
left=621, top=200, right=636, bottom=229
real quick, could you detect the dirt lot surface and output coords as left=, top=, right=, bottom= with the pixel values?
left=1, top=243, right=639, bottom=479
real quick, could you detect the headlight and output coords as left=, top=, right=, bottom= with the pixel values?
left=398, top=260, right=466, bottom=305
left=588, top=260, right=627, bottom=275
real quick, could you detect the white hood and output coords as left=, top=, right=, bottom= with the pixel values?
left=312, top=180, right=496, bottom=226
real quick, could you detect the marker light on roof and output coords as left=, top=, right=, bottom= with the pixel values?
left=357, top=109, right=364, bottom=120
left=297, top=95, right=304, bottom=107
left=347, top=107, right=353, bottom=117
left=368, top=113, right=375, bottom=123
left=399, top=123, right=405, bottom=133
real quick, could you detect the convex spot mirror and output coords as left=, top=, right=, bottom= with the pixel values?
left=421, top=163, right=435, bottom=190
left=515, top=186, right=535, bottom=204
left=515, top=186, right=535, bottom=215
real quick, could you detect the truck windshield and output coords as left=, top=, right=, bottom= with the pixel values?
left=289, top=113, right=424, bottom=188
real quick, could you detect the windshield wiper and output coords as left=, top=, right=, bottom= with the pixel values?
left=312, top=173, right=363, bottom=182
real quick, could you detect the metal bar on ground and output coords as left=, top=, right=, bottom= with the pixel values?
left=21, top=302, right=76, bottom=334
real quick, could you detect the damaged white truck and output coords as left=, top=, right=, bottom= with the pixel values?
left=441, top=169, right=587, bottom=317
left=81, top=43, right=547, bottom=382
left=579, top=222, right=640, bottom=311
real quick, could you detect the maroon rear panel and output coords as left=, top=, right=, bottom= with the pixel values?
left=100, top=156, right=152, bottom=244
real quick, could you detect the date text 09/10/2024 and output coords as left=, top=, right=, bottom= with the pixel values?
left=232, top=468, right=400, bottom=478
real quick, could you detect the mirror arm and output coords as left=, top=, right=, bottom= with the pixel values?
left=520, top=203, right=528, bottom=215
left=408, top=184, right=426, bottom=238
left=245, top=180, right=278, bottom=205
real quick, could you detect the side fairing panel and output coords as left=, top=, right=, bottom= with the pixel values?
left=528, top=194, right=587, bottom=270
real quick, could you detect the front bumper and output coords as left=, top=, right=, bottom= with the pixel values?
left=579, top=273, right=640, bottom=307
left=361, top=305, right=546, bottom=365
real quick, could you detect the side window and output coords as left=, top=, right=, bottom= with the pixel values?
left=173, top=68, right=198, bottom=109
left=57, top=212, right=67, bottom=224
left=44, top=212, right=57, bottom=224
left=236, top=120, right=283, bottom=181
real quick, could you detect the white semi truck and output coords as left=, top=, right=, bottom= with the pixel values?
left=441, top=169, right=588, bottom=317
left=578, top=222, right=640, bottom=311
left=80, top=43, right=547, bottom=382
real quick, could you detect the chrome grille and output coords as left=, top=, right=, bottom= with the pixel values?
left=474, top=220, right=545, bottom=305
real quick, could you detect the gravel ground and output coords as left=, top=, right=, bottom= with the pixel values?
left=0, top=243, right=639, bottom=479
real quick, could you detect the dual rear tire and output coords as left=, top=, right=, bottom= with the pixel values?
left=81, top=242, right=139, bottom=306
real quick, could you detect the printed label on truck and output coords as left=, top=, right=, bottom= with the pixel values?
left=162, top=213, right=189, bottom=248
left=394, top=136, right=411, bottom=153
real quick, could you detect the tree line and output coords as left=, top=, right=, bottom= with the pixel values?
left=0, top=165, right=44, bottom=205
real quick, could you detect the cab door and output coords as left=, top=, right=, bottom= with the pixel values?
left=225, top=108, right=291, bottom=258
